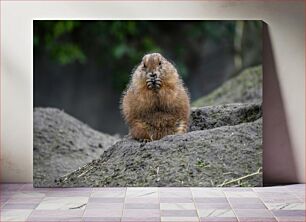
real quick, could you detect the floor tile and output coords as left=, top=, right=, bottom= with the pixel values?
left=194, top=197, right=228, bottom=203
left=1, top=196, right=10, bottom=205
left=160, top=203, right=196, bottom=210
left=83, top=208, right=123, bottom=217
left=257, top=192, right=300, bottom=203
left=92, top=187, right=126, bottom=192
left=221, top=188, right=252, bottom=192
left=198, top=209, right=235, bottom=217
left=271, top=209, right=305, bottom=217
left=228, top=197, right=263, bottom=204
left=191, top=188, right=225, bottom=197
left=2, top=203, right=39, bottom=209
left=89, top=197, right=125, bottom=203
left=126, top=187, right=158, bottom=198
left=125, top=203, right=159, bottom=209
left=256, top=191, right=294, bottom=197
left=48, top=187, right=92, bottom=192
left=291, top=191, right=305, bottom=201
left=20, top=184, right=51, bottom=192
left=283, top=184, right=305, bottom=191
left=0, top=191, right=17, bottom=199
left=253, top=186, right=290, bottom=193
left=196, top=202, right=231, bottom=209
left=200, top=217, right=238, bottom=222
left=122, top=209, right=160, bottom=217
left=159, top=188, right=192, bottom=197
left=86, top=202, right=123, bottom=209
left=265, top=202, right=305, bottom=210
left=46, top=191, right=91, bottom=197
left=122, top=217, right=161, bottom=222
left=161, top=209, right=198, bottom=217
left=224, top=191, right=258, bottom=198
left=161, top=216, right=199, bottom=222
left=36, top=196, right=88, bottom=210
left=261, top=197, right=302, bottom=204
left=10, top=191, right=46, bottom=199
left=125, top=197, right=159, bottom=203
left=160, top=197, right=194, bottom=203
left=276, top=217, right=306, bottom=222
left=83, top=217, right=121, bottom=222
left=159, top=188, right=191, bottom=192
left=234, top=209, right=274, bottom=218
left=7, top=197, right=44, bottom=204
left=0, top=209, right=32, bottom=221
left=230, top=202, right=266, bottom=209
left=1, top=192, right=15, bottom=200
left=0, top=184, right=24, bottom=191
left=1, top=183, right=306, bottom=222
left=27, top=217, right=83, bottom=221
left=237, top=218, right=277, bottom=222
left=29, top=209, right=84, bottom=217
left=91, top=188, right=126, bottom=198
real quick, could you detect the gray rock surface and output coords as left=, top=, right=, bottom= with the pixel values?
left=192, top=66, right=262, bottom=107
left=189, top=103, right=262, bottom=131
left=34, top=108, right=119, bottom=187
left=55, top=103, right=262, bottom=187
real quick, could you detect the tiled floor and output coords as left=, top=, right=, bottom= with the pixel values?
left=0, top=184, right=304, bottom=222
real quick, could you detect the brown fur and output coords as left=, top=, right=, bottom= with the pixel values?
left=121, top=53, right=190, bottom=141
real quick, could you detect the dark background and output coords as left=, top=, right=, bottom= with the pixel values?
left=34, top=20, right=262, bottom=135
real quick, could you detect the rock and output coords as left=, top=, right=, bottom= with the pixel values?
left=192, top=66, right=262, bottom=107
left=34, top=108, right=119, bottom=187
left=56, top=104, right=262, bottom=187
left=189, top=103, right=262, bottom=131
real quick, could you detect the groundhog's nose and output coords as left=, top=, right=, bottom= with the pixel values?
left=149, top=73, right=157, bottom=78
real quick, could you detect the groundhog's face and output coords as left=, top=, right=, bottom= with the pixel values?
left=140, top=53, right=173, bottom=90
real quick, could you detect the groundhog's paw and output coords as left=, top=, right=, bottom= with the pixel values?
left=138, top=138, right=151, bottom=143
left=175, top=120, right=187, bottom=134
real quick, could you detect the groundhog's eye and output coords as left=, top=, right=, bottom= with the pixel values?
left=159, top=62, right=162, bottom=66
left=143, top=63, right=147, bottom=68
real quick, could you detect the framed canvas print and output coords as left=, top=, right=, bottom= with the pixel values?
left=33, top=20, right=262, bottom=187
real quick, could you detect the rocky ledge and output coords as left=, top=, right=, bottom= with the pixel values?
left=46, top=103, right=263, bottom=187
left=34, top=108, right=119, bottom=187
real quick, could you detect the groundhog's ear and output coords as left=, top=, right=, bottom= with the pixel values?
left=142, top=54, right=147, bottom=62
left=142, top=55, right=148, bottom=67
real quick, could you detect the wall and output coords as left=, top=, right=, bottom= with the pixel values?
left=1, top=1, right=305, bottom=184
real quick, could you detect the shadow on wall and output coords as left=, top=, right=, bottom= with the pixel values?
left=263, top=23, right=298, bottom=185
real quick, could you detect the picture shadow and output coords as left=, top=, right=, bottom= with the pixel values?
left=263, top=23, right=298, bottom=185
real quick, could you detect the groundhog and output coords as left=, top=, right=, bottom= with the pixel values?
left=121, top=53, right=190, bottom=141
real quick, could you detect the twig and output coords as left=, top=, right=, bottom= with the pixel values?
left=217, top=167, right=262, bottom=187
left=61, top=163, right=90, bottom=181
left=77, top=166, right=94, bottom=178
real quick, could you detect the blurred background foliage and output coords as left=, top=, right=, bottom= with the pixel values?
left=34, top=20, right=262, bottom=134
